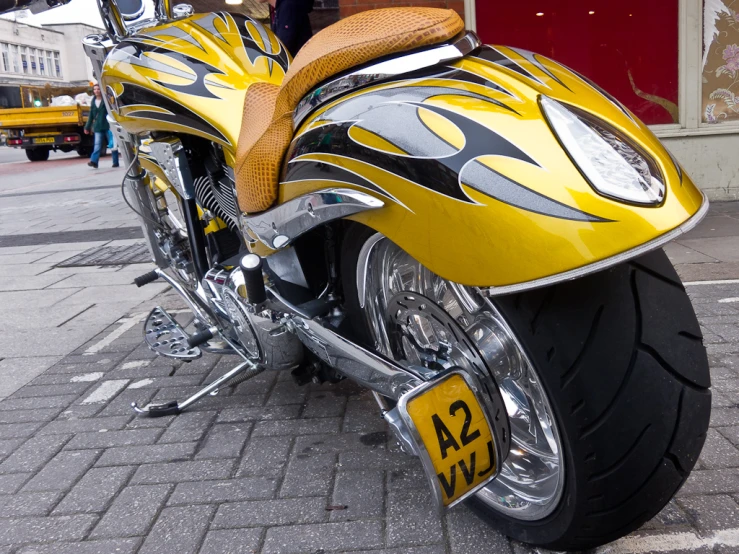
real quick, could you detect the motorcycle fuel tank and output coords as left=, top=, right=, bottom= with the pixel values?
left=101, top=12, right=290, bottom=150
left=283, top=45, right=706, bottom=289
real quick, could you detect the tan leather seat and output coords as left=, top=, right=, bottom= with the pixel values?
left=235, top=7, right=465, bottom=214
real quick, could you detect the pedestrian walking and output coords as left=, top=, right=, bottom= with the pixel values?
left=258, top=0, right=314, bottom=57
left=84, top=83, right=118, bottom=169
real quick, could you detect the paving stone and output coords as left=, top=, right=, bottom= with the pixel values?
left=0, top=395, right=78, bottom=411
left=38, top=415, right=131, bottom=435
left=90, top=484, right=172, bottom=539
left=679, top=495, right=739, bottom=531
left=343, top=399, right=388, bottom=433
left=216, top=404, right=302, bottom=423
left=199, top=528, right=263, bottom=554
left=719, top=426, right=739, bottom=445
left=0, top=438, right=24, bottom=460
left=677, top=469, right=739, bottom=496
left=0, top=491, right=62, bottom=517
left=0, top=421, right=44, bottom=439
left=10, top=383, right=92, bottom=399
left=0, top=473, right=30, bottom=494
left=168, top=477, right=277, bottom=505
left=386, top=487, right=444, bottom=547
left=0, top=408, right=61, bottom=424
left=96, top=442, right=197, bottom=466
left=339, top=449, right=417, bottom=471
left=211, top=497, right=328, bottom=529
left=302, top=392, right=348, bottom=418
left=108, top=365, right=174, bottom=380
left=639, top=499, right=691, bottom=530
left=253, top=417, right=342, bottom=437
left=0, top=514, right=98, bottom=545
left=331, top=470, right=384, bottom=521
left=280, top=452, right=336, bottom=498
left=446, top=505, right=513, bottom=553
left=237, top=436, right=293, bottom=478
left=262, top=520, right=383, bottom=553
left=697, top=429, right=739, bottom=469
left=53, top=466, right=135, bottom=514
left=16, top=537, right=141, bottom=554
left=265, top=380, right=309, bottom=406
left=195, top=423, right=252, bottom=459
left=0, top=434, right=70, bottom=474
left=66, top=429, right=162, bottom=450
left=130, top=459, right=235, bottom=485
left=22, top=449, right=100, bottom=492
left=386, top=467, right=427, bottom=491
left=157, top=411, right=216, bottom=444
left=344, top=548, right=446, bottom=554
left=95, top=389, right=156, bottom=417
left=138, top=505, right=215, bottom=554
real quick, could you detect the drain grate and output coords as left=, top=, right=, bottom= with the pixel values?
left=56, top=242, right=152, bottom=267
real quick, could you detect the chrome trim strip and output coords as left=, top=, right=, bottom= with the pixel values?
left=291, top=317, right=423, bottom=400
left=482, top=194, right=710, bottom=297
left=241, top=188, right=384, bottom=250
left=293, top=31, right=483, bottom=128
left=357, top=232, right=385, bottom=309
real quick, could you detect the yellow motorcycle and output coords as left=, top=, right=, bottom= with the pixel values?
left=5, top=0, right=710, bottom=549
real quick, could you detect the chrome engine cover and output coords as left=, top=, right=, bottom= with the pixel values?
left=203, top=267, right=303, bottom=371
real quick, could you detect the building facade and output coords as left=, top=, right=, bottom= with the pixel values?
left=336, top=0, right=739, bottom=201
left=0, top=12, right=99, bottom=106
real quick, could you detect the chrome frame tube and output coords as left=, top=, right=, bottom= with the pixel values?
left=290, top=317, right=423, bottom=401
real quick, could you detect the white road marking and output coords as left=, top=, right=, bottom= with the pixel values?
left=684, top=279, right=739, bottom=286
left=70, top=372, right=104, bottom=383
left=595, top=528, right=739, bottom=553
left=121, top=360, right=150, bottom=370
left=718, top=297, right=739, bottom=304
left=80, top=379, right=129, bottom=404
left=84, top=313, right=146, bottom=355
left=128, top=378, right=154, bottom=389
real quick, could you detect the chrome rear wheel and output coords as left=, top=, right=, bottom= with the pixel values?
left=358, top=236, right=565, bottom=521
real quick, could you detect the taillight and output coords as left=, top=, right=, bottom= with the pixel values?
left=63, top=135, right=79, bottom=143
left=8, top=139, right=22, bottom=145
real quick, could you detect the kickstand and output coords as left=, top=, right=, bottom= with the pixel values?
left=132, top=359, right=264, bottom=417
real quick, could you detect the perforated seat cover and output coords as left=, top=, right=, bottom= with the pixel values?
left=234, top=7, right=465, bottom=214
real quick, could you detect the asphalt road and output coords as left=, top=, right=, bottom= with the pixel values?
left=0, top=146, right=79, bottom=166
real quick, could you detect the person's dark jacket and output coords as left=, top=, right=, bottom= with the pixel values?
left=85, top=98, right=110, bottom=134
left=272, top=0, right=313, bottom=57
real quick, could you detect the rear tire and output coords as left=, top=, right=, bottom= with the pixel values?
left=25, top=148, right=49, bottom=162
left=467, top=249, right=711, bottom=550
left=341, top=227, right=711, bottom=551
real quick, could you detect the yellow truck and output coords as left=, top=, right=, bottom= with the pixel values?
left=0, top=103, right=95, bottom=161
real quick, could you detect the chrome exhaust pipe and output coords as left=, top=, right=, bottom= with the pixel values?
left=290, top=317, right=423, bottom=401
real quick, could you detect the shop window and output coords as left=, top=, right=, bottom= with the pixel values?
left=703, top=0, right=739, bottom=124
left=11, top=45, right=19, bottom=73
left=474, top=1, right=679, bottom=125
left=0, top=43, right=8, bottom=73
left=53, top=51, right=61, bottom=78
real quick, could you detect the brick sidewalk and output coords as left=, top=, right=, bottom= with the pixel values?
left=0, top=281, right=735, bottom=554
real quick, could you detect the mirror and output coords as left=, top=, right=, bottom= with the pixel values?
left=0, top=0, right=70, bottom=15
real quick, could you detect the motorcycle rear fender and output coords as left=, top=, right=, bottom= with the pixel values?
left=280, top=47, right=705, bottom=291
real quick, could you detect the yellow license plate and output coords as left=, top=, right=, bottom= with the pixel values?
left=400, top=372, right=497, bottom=508
left=33, top=137, right=55, bottom=144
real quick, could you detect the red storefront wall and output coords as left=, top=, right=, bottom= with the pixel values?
left=335, top=1, right=679, bottom=126
left=338, top=0, right=464, bottom=20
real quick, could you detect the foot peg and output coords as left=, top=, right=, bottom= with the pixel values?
left=134, top=270, right=159, bottom=287
left=144, top=307, right=201, bottom=360
left=187, top=326, right=217, bottom=349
